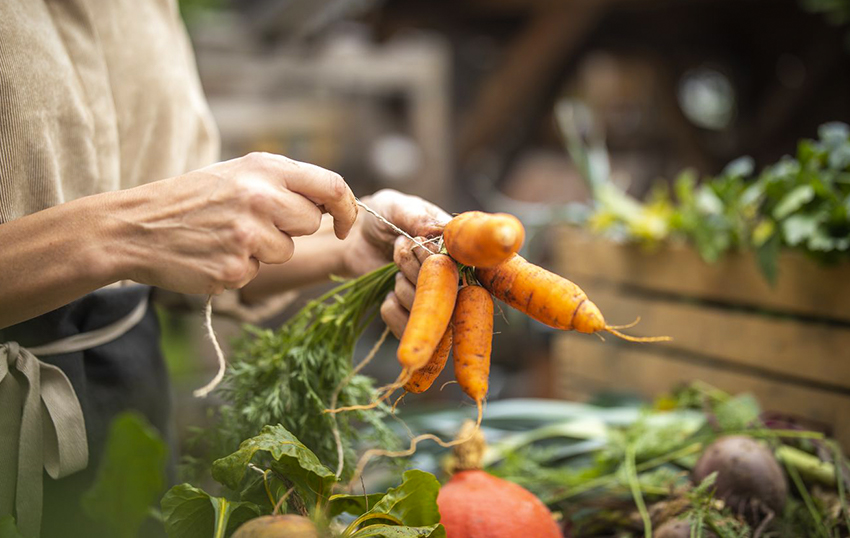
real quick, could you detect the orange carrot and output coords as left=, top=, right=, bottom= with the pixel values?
left=476, top=254, right=669, bottom=342
left=443, top=211, right=525, bottom=268
left=404, top=326, right=452, bottom=394
left=452, top=285, right=494, bottom=404
left=398, top=254, right=459, bottom=371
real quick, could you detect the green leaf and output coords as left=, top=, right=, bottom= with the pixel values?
left=714, top=393, right=761, bottom=431
left=365, top=470, right=443, bottom=528
left=828, top=143, right=850, bottom=170
left=0, top=516, right=25, bottom=538
left=350, top=524, right=446, bottom=538
left=212, top=425, right=335, bottom=504
left=80, top=412, right=168, bottom=538
left=819, top=122, right=849, bottom=150
left=755, top=232, right=781, bottom=285
left=695, top=186, right=724, bottom=215
left=722, top=156, right=755, bottom=178
left=782, top=213, right=821, bottom=246
left=327, top=493, right=387, bottom=519
left=774, top=185, right=816, bottom=219
left=161, top=483, right=260, bottom=538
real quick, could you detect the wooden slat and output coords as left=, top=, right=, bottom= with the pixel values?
left=581, top=284, right=850, bottom=390
left=553, top=336, right=850, bottom=448
left=557, top=227, right=850, bottom=323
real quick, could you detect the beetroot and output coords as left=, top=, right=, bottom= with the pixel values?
left=231, top=515, right=319, bottom=538
left=692, top=436, right=787, bottom=515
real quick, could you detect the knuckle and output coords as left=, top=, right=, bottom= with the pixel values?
left=218, top=257, right=249, bottom=284
left=277, top=236, right=295, bottom=263
left=230, top=222, right=256, bottom=250
left=303, top=210, right=322, bottom=235
left=243, top=151, right=269, bottom=167
left=325, top=172, right=347, bottom=199
left=245, top=189, right=269, bottom=213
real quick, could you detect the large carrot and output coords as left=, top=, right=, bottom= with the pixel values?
left=452, top=285, right=494, bottom=407
left=443, top=211, right=525, bottom=268
left=397, top=253, right=459, bottom=371
left=404, top=326, right=452, bottom=394
left=476, top=254, right=669, bottom=342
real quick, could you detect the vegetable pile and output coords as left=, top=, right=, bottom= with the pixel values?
left=477, top=383, right=850, bottom=537
left=158, top=208, right=673, bottom=537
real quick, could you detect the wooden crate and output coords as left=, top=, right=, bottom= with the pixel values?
left=553, top=227, right=850, bottom=447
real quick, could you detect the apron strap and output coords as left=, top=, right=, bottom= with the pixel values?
left=29, top=295, right=149, bottom=356
left=0, top=295, right=149, bottom=537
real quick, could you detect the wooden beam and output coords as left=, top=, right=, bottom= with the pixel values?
left=457, top=2, right=604, bottom=162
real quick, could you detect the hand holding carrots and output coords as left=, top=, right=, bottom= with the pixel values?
left=336, top=189, right=450, bottom=337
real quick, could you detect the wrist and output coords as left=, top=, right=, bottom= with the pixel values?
left=81, top=187, right=147, bottom=285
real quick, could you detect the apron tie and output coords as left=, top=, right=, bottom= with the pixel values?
left=0, top=295, right=148, bottom=537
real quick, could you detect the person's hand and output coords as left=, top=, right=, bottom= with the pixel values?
left=337, top=189, right=450, bottom=338
left=116, top=152, right=357, bottom=295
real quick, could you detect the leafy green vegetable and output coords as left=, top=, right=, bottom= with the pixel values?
left=209, top=264, right=399, bottom=479
left=81, top=412, right=168, bottom=538
left=161, top=483, right=260, bottom=538
left=361, top=470, right=443, bottom=528
left=348, top=524, right=446, bottom=538
left=327, top=492, right=387, bottom=519
left=680, top=473, right=751, bottom=538
left=572, top=122, right=850, bottom=282
left=212, top=424, right=336, bottom=506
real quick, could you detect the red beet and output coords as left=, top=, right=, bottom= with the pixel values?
left=437, top=470, right=563, bottom=538
left=692, top=436, right=787, bottom=515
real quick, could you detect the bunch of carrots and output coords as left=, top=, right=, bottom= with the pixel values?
left=329, top=211, right=669, bottom=431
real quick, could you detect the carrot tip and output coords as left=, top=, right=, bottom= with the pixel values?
left=439, top=380, right=459, bottom=391
left=391, top=392, right=407, bottom=414
left=605, top=326, right=672, bottom=343
left=324, top=370, right=411, bottom=414
left=607, top=316, right=641, bottom=330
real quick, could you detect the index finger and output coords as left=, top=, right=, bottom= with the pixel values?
left=270, top=155, right=358, bottom=239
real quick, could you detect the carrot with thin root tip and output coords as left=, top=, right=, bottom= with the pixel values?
left=404, top=325, right=452, bottom=394
left=443, top=211, right=525, bottom=268
left=452, top=285, right=494, bottom=405
left=325, top=254, right=458, bottom=415
left=397, top=254, right=459, bottom=369
left=476, top=254, right=670, bottom=342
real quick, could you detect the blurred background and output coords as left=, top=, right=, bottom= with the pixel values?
left=165, top=0, right=850, bottom=449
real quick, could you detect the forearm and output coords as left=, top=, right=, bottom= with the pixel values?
left=240, top=216, right=346, bottom=305
left=0, top=193, right=128, bottom=329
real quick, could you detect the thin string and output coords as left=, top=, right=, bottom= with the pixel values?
left=193, top=200, right=439, bottom=399
left=194, top=297, right=225, bottom=398
left=355, top=199, right=437, bottom=254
